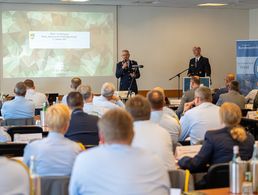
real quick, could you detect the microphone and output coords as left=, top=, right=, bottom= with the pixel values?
left=132, top=65, right=144, bottom=68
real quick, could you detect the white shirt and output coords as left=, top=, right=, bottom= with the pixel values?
left=163, top=106, right=179, bottom=120
left=93, top=95, right=125, bottom=110
left=0, top=157, right=30, bottom=195
left=25, top=89, right=47, bottom=109
left=150, top=110, right=181, bottom=144
left=69, top=144, right=170, bottom=195
left=83, top=102, right=107, bottom=117
left=179, top=102, right=222, bottom=145
left=132, top=120, right=176, bottom=171
left=245, top=89, right=258, bottom=104
left=61, top=94, right=68, bottom=105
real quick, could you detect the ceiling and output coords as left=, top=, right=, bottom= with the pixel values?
left=0, top=0, right=258, bottom=9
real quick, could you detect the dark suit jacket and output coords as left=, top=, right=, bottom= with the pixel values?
left=115, top=60, right=140, bottom=94
left=65, top=108, right=99, bottom=145
left=178, top=127, right=254, bottom=173
left=188, top=56, right=211, bottom=77
left=212, top=87, right=228, bottom=104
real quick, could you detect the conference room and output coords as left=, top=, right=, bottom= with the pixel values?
left=1, top=0, right=258, bottom=195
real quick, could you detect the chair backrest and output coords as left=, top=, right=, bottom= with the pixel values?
left=1, top=117, right=35, bottom=126
left=7, top=126, right=43, bottom=142
left=47, top=93, right=59, bottom=105
left=205, top=163, right=229, bottom=189
left=0, top=143, right=26, bottom=157
left=168, top=169, right=194, bottom=192
left=40, top=176, right=70, bottom=195
left=241, top=109, right=252, bottom=117
left=67, top=131, right=99, bottom=145
left=35, top=108, right=42, bottom=116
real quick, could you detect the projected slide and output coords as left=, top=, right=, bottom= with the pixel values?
left=2, top=11, right=115, bottom=78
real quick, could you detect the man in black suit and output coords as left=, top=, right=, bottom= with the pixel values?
left=187, top=47, right=211, bottom=77
left=65, top=91, right=99, bottom=145
left=115, top=50, right=140, bottom=94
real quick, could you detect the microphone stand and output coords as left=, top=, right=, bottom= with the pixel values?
left=127, top=75, right=135, bottom=98
left=169, top=68, right=189, bottom=99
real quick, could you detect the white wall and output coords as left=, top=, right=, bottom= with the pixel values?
left=118, top=6, right=249, bottom=90
left=0, top=4, right=250, bottom=95
left=249, top=9, right=258, bottom=39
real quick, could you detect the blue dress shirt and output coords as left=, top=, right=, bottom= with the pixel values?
left=179, top=102, right=222, bottom=144
left=69, top=144, right=170, bottom=195
left=23, top=131, right=82, bottom=176
left=1, top=96, right=35, bottom=119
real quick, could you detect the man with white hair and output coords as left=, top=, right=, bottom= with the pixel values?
left=93, top=82, right=124, bottom=110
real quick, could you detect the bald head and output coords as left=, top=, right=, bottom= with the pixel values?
left=147, top=90, right=164, bottom=110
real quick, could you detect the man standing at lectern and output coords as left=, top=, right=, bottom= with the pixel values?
left=187, top=47, right=211, bottom=77
left=116, top=50, right=140, bottom=94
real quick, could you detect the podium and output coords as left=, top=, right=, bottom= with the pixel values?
left=183, top=77, right=210, bottom=93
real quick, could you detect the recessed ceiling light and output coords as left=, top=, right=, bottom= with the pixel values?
left=198, top=3, right=228, bottom=7
left=61, top=0, right=90, bottom=2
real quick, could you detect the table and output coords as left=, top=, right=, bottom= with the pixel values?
left=196, top=187, right=258, bottom=195
left=196, top=188, right=231, bottom=195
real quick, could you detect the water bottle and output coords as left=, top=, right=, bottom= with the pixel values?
left=40, top=102, right=47, bottom=127
left=242, top=171, right=253, bottom=195
left=230, top=145, right=248, bottom=193
left=30, top=156, right=41, bottom=195
left=251, top=143, right=258, bottom=192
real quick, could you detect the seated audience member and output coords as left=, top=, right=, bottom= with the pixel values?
left=126, top=95, right=176, bottom=170
left=0, top=129, right=11, bottom=142
left=1, top=82, right=35, bottom=119
left=61, top=77, right=82, bottom=105
left=65, top=92, right=99, bottom=145
left=147, top=89, right=181, bottom=144
left=93, top=82, right=124, bottom=109
left=24, top=79, right=48, bottom=109
left=179, top=87, right=222, bottom=145
left=179, top=103, right=254, bottom=187
left=23, top=104, right=82, bottom=176
left=69, top=109, right=170, bottom=195
left=216, top=80, right=245, bottom=109
left=0, top=157, right=31, bottom=195
left=246, top=89, right=258, bottom=104
left=253, top=91, right=258, bottom=110
left=213, top=73, right=235, bottom=104
left=77, top=85, right=104, bottom=117
left=176, top=76, right=200, bottom=118
left=153, top=86, right=178, bottom=120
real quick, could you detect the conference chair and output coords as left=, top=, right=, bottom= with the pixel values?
left=35, top=108, right=42, bottom=116
left=7, top=126, right=43, bottom=142
left=168, top=169, right=194, bottom=192
left=40, top=176, right=70, bottom=195
left=241, top=118, right=258, bottom=139
left=0, top=143, right=26, bottom=157
left=205, top=163, right=229, bottom=189
left=67, top=131, right=99, bottom=146
left=1, top=117, right=35, bottom=126
left=47, top=93, right=59, bottom=105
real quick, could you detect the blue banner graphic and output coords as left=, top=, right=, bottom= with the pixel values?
left=236, top=40, right=258, bottom=95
